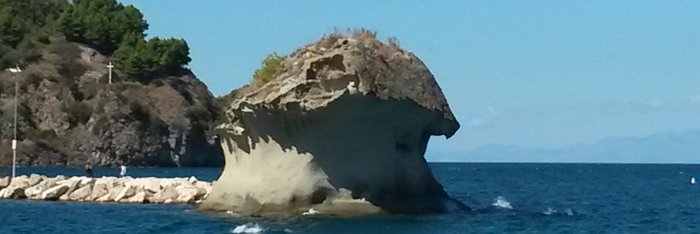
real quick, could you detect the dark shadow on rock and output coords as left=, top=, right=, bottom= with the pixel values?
left=224, top=93, right=467, bottom=214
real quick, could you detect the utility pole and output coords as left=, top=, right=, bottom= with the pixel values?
left=8, top=65, right=21, bottom=179
left=107, top=62, right=114, bottom=84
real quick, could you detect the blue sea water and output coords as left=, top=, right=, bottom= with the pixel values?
left=1, top=163, right=699, bottom=233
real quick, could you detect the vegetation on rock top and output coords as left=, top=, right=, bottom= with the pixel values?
left=252, top=52, right=284, bottom=86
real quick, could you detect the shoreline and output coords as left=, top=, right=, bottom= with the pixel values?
left=0, top=175, right=212, bottom=205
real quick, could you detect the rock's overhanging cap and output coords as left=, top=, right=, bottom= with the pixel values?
left=230, top=34, right=459, bottom=135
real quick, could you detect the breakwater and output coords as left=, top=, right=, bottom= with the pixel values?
left=0, top=174, right=211, bottom=204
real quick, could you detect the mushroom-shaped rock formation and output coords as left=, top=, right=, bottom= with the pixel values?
left=200, top=34, right=467, bottom=216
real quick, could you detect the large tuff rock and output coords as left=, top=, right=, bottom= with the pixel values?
left=0, top=45, right=223, bottom=167
left=201, top=35, right=466, bottom=215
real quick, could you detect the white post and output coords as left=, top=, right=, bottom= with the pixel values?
left=8, top=65, right=21, bottom=179
left=107, top=62, right=114, bottom=84
left=11, top=139, right=16, bottom=178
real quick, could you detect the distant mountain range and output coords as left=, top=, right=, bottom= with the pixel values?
left=437, top=130, right=700, bottom=163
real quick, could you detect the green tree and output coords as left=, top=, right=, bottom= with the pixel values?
left=0, top=0, right=68, bottom=68
left=113, top=37, right=190, bottom=79
left=0, top=6, right=27, bottom=47
left=113, top=37, right=154, bottom=78
left=1, top=0, right=67, bottom=26
left=1, top=0, right=190, bottom=80
left=57, top=0, right=147, bottom=54
left=156, top=38, right=191, bottom=72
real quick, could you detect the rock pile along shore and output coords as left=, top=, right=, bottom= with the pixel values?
left=0, top=175, right=211, bottom=204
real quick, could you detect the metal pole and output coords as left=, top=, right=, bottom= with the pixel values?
left=107, top=62, right=114, bottom=84
left=12, top=70, right=17, bottom=179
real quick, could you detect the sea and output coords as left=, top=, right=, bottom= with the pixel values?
left=1, top=163, right=699, bottom=233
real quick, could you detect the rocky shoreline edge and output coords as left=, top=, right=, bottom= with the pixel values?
left=0, top=175, right=211, bottom=204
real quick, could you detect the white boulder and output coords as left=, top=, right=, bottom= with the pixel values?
left=0, top=177, right=9, bottom=189
left=69, top=185, right=93, bottom=201
left=175, top=185, right=199, bottom=204
left=115, top=185, right=137, bottom=201
left=41, top=185, right=70, bottom=200
left=27, top=174, right=44, bottom=187
left=127, top=191, right=147, bottom=203
left=89, top=183, right=109, bottom=201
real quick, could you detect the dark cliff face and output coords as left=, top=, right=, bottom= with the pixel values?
left=203, top=34, right=466, bottom=215
left=0, top=45, right=223, bottom=167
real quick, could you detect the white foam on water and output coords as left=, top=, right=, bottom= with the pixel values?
left=542, top=207, right=574, bottom=216
left=564, top=208, right=574, bottom=216
left=543, top=208, right=556, bottom=215
left=302, top=208, right=319, bottom=216
left=492, top=196, right=513, bottom=209
left=232, top=223, right=264, bottom=234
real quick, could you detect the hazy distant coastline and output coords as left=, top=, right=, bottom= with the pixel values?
left=433, top=129, right=700, bottom=164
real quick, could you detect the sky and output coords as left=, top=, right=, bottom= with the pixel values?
left=120, top=0, right=700, bottom=162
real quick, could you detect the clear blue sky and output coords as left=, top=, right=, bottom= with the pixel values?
left=120, top=0, right=700, bottom=161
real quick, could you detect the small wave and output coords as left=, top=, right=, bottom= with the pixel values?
left=492, top=196, right=512, bottom=209
left=232, top=223, right=264, bottom=234
left=543, top=208, right=556, bottom=215
left=564, top=208, right=574, bottom=216
left=302, top=208, right=319, bottom=216
left=542, top=208, right=574, bottom=216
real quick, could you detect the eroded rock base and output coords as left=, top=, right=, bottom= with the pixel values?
left=200, top=94, right=466, bottom=216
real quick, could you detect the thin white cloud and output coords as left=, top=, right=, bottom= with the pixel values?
left=622, top=97, right=700, bottom=107
left=466, top=106, right=498, bottom=127
left=691, top=95, right=700, bottom=104
left=647, top=98, right=664, bottom=108
left=469, top=118, right=484, bottom=126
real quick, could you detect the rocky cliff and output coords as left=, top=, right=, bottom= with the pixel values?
left=201, top=33, right=467, bottom=215
left=0, top=44, right=223, bottom=167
